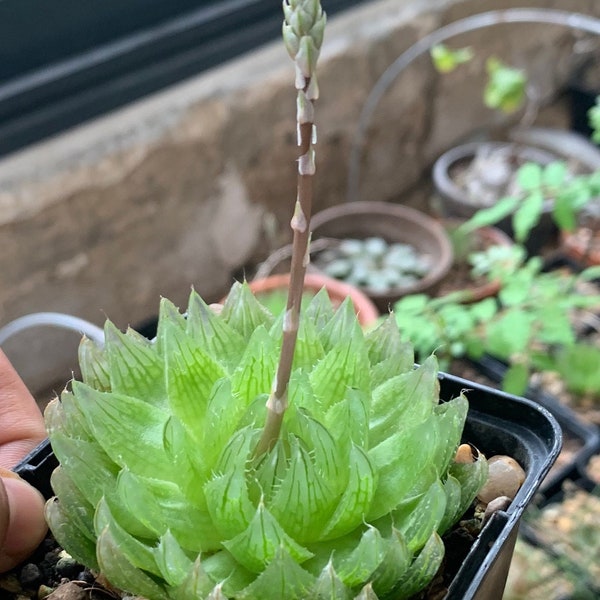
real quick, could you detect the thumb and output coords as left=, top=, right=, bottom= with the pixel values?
left=0, top=471, right=47, bottom=572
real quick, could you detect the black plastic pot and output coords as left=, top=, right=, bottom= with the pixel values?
left=471, top=353, right=600, bottom=498
left=13, top=372, right=560, bottom=600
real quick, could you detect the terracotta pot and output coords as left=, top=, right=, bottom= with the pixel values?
left=441, top=220, right=514, bottom=303
left=246, top=272, right=379, bottom=328
left=310, top=201, right=454, bottom=312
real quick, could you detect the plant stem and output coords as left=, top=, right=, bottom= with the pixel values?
left=254, top=0, right=325, bottom=457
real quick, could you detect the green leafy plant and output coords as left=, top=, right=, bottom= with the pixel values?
left=430, top=43, right=473, bottom=73
left=554, top=341, right=600, bottom=399
left=460, top=161, right=600, bottom=243
left=42, top=2, right=490, bottom=599
left=430, top=48, right=526, bottom=114
left=393, top=251, right=600, bottom=396
left=483, top=57, right=527, bottom=114
left=589, top=95, right=600, bottom=145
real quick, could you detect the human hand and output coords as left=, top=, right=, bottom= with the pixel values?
left=0, top=349, right=48, bottom=572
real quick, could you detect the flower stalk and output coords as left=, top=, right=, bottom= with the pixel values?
left=255, top=0, right=326, bottom=456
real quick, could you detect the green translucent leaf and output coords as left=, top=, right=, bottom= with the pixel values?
left=171, top=555, right=219, bottom=600
left=321, top=444, right=376, bottom=540
left=223, top=501, right=314, bottom=573
left=202, top=379, right=247, bottom=468
left=96, top=525, right=167, bottom=600
left=71, top=381, right=190, bottom=482
left=45, top=497, right=99, bottom=571
left=269, top=436, right=336, bottom=542
left=163, top=322, right=227, bottom=443
left=94, top=497, right=161, bottom=577
left=117, top=469, right=220, bottom=553
left=293, top=316, right=326, bottom=371
left=204, top=438, right=255, bottom=539
left=287, top=410, right=344, bottom=487
left=236, top=548, right=316, bottom=600
left=312, top=562, right=352, bottom=600
left=324, top=389, right=369, bottom=449
left=46, top=391, right=92, bottom=441
left=367, top=417, right=437, bottom=520
left=186, top=289, right=246, bottom=370
left=288, top=370, right=322, bottom=422
left=513, top=190, right=544, bottom=243
left=49, top=467, right=96, bottom=543
left=231, top=326, right=278, bottom=405
left=391, top=480, right=446, bottom=554
left=221, top=281, right=275, bottom=341
left=79, top=337, right=111, bottom=391
left=318, top=297, right=363, bottom=353
left=389, top=532, right=445, bottom=600
left=155, top=296, right=188, bottom=357
left=201, top=551, right=255, bottom=597
left=431, top=395, right=469, bottom=475
left=103, top=321, right=165, bottom=406
left=364, top=316, right=413, bottom=368
left=369, top=357, right=439, bottom=448
left=335, top=526, right=385, bottom=587
left=353, top=583, right=379, bottom=600
left=310, top=336, right=370, bottom=411
left=153, top=530, right=194, bottom=587
left=438, top=474, right=463, bottom=534
left=448, top=452, right=489, bottom=518
left=48, top=432, right=119, bottom=507
left=304, top=287, right=336, bottom=332
left=370, top=528, right=411, bottom=597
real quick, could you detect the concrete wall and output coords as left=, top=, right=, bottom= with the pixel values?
left=1, top=0, right=599, bottom=395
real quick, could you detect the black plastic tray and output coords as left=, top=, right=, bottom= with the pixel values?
left=14, top=371, right=561, bottom=600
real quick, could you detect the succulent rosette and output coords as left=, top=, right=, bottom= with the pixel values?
left=45, top=284, right=487, bottom=600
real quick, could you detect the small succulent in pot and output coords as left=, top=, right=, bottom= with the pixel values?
left=45, top=288, right=488, bottom=600
left=42, top=1, right=489, bottom=599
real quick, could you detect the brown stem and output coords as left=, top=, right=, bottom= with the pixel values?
left=254, top=100, right=314, bottom=457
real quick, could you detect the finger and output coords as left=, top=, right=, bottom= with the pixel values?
left=0, top=350, right=46, bottom=468
left=0, top=476, right=47, bottom=573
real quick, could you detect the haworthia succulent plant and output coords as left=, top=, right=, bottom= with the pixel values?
left=45, top=284, right=488, bottom=600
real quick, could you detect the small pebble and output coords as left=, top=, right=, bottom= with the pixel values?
left=45, top=581, right=87, bottom=600
left=19, top=563, right=43, bottom=589
left=477, top=454, right=526, bottom=504
left=38, top=585, right=55, bottom=599
left=55, top=556, right=82, bottom=579
left=454, top=443, right=475, bottom=464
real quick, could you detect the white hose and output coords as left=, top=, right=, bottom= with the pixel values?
left=0, top=312, right=105, bottom=346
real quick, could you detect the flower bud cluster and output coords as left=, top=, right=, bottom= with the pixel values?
left=282, top=0, right=326, bottom=95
